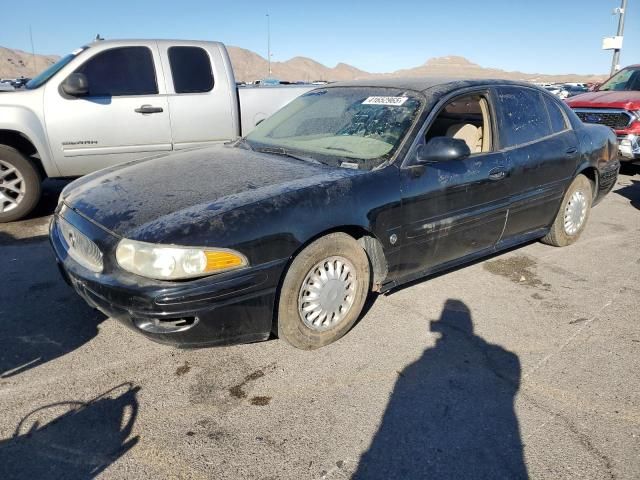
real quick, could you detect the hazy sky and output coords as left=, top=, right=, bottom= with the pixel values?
left=2, top=0, right=638, bottom=75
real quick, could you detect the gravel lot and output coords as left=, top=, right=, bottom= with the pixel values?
left=0, top=169, right=639, bottom=479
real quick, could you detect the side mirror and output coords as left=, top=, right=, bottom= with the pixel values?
left=416, top=136, right=471, bottom=164
left=61, top=73, right=89, bottom=96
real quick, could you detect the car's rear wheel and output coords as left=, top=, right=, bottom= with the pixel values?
left=0, top=145, right=41, bottom=223
left=541, top=174, right=592, bottom=247
left=277, top=233, right=371, bottom=349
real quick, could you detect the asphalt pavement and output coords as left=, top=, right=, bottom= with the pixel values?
left=0, top=170, right=639, bottom=479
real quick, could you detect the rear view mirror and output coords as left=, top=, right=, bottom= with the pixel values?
left=61, top=73, right=89, bottom=96
left=416, top=136, right=471, bottom=164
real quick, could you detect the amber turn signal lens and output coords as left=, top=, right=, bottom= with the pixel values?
left=205, top=251, right=246, bottom=271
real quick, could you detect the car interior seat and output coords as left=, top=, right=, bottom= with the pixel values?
left=445, top=123, right=483, bottom=154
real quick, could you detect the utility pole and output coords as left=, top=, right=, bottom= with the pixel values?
left=266, top=13, right=272, bottom=77
left=29, top=25, right=36, bottom=77
left=610, top=0, right=628, bottom=76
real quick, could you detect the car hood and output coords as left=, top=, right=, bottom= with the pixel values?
left=63, top=145, right=360, bottom=238
left=566, top=90, right=640, bottom=110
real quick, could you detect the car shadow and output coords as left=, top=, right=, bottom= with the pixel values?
left=27, top=178, right=73, bottom=220
left=353, top=299, right=527, bottom=479
left=0, top=383, right=140, bottom=479
left=615, top=179, right=640, bottom=210
left=0, top=230, right=105, bottom=378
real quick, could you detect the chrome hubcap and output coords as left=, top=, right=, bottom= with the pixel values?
left=0, top=160, right=25, bottom=213
left=298, top=256, right=357, bottom=331
left=563, top=190, right=587, bottom=235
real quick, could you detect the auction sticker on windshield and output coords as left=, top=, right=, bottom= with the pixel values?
left=362, top=96, right=408, bottom=106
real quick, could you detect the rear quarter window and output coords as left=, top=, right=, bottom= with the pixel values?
left=543, top=95, right=569, bottom=134
left=495, top=87, right=552, bottom=148
left=168, top=47, right=214, bottom=94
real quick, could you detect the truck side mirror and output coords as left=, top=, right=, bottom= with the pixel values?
left=61, top=73, right=89, bottom=96
left=416, top=137, right=471, bottom=164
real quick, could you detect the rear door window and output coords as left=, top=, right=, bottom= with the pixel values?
left=168, top=47, right=214, bottom=93
left=495, top=87, right=552, bottom=148
left=76, top=46, right=157, bottom=96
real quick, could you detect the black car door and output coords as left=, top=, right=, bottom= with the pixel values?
left=492, top=86, right=579, bottom=242
left=396, top=90, right=510, bottom=280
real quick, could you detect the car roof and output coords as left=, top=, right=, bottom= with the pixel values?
left=326, top=77, right=539, bottom=95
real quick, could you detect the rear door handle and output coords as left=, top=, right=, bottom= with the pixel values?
left=135, top=105, right=164, bottom=114
left=488, top=167, right=507, bottom=181
left=565, top=147, right=578, bottom=156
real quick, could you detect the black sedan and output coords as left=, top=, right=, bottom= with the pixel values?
left=50, top=78, right=620, bottom=349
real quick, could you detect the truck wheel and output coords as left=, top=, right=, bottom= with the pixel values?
left=277, top=233, right=371, bottom=350
left=541, top=174, right=592, bottom=247
left=0, top=145, right=41, bottom=223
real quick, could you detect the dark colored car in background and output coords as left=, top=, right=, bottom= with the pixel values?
left=567, top=64, right=640, bottom=163
left=50, top=78, right=619, bottom=350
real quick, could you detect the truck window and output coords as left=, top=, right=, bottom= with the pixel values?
left=75, top=47, right=158, bottom=97
left=168, top=47, right=214, bottom=94
left=542, top=95, right=569, bottom=134
left=495, top=87, right=552, bottom=148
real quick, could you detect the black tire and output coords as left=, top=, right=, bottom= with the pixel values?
left=0, top=144, right=41, bottom=223
left=277, top=233, right=371, bottom=350
left=541, top=174, right=592, bottom=247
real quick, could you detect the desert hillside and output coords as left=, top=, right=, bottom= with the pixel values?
left=0, top=44, right=607, bottom=84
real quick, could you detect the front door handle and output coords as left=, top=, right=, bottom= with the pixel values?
left=135, top=105, right=164, bottom=114
left=488, top=167, right=507, bottom=181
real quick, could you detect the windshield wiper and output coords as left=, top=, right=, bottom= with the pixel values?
left=233, top=137, right=254, bottom=151
left=255, top=147, right=323, bottom=165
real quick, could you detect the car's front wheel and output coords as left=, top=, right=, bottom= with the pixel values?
left=541, top=174, right=593, bottom=247
left=0, top=145, right=41, bottom=223
left=277, top=233, right=371, bottom=349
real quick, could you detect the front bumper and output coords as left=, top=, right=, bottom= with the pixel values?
left=50, top=207, right=287, bottom=348
left=617, top=134, right=640, bottom=162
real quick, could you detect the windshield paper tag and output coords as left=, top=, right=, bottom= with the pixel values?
left=363, top=96, right=408, bottom=106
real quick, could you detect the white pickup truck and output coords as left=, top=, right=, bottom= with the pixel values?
left=0, top=39, right=314, bottom=222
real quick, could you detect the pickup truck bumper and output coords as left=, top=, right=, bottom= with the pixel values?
left=49, top=207, right=286, bottom=348
left=617, top=134, right=640, bottom=162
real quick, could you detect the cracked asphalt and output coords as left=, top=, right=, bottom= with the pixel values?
left=0, top=169, right=639, bottom=479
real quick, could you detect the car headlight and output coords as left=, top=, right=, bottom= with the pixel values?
left=115, top=239, right=248, bottom=280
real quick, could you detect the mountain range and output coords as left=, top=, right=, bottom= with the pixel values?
left=0, top=44, right=607, bottom=84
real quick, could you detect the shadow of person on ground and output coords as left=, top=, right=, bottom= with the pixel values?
left=0, top=383, right=140, bottom=480
left=615, top=179, right=640, bottom=210
left=354, top=299, right=527, bottom=480
left=0, top=233, right=105, bottom=378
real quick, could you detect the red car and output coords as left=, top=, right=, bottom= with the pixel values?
left=566, top=65, right=640, bottom=163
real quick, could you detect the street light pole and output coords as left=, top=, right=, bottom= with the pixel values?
left=266, top=13, right=272, bottom=77
left=610, top=0, right=628, bottom=76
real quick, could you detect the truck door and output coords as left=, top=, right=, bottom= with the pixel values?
left=44, top=44, right=172, bottom=176
left=157, top=42, right=237, bottom=150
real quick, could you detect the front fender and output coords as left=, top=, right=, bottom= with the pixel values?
left=0, top=100, right=59, bottom=177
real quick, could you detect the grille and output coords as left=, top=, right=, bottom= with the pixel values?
left=58, top=217, right=103, bottom=272
left=574, top=110, right=632, bottom=130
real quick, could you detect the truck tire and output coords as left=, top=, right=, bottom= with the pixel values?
left=277, top=233, right=371, bottom=350
left=0, top=144, right=42, bottom=223
left=541, top=174, right=592, bottom=247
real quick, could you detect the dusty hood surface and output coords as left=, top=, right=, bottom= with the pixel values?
left=63, top=145, right=355, bottom=237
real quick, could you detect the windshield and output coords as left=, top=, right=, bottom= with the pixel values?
left=598, top=66, right=640, bottom=92
left=26, top=47, right=88, bottom=90
left=244, top=87, right=422, bottom=169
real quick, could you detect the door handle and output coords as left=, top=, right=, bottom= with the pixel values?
left=565, top=147, right=578, bottom=156
left=488, top=167, right=507, bottom=181
left=135, top=105, right=164, bottom=114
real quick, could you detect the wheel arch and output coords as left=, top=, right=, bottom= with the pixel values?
left=0, top=129, right=47, bottom=180
left=270, top=225, right=388, bottom=332
left=576, top=166, right=598, bottom=201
